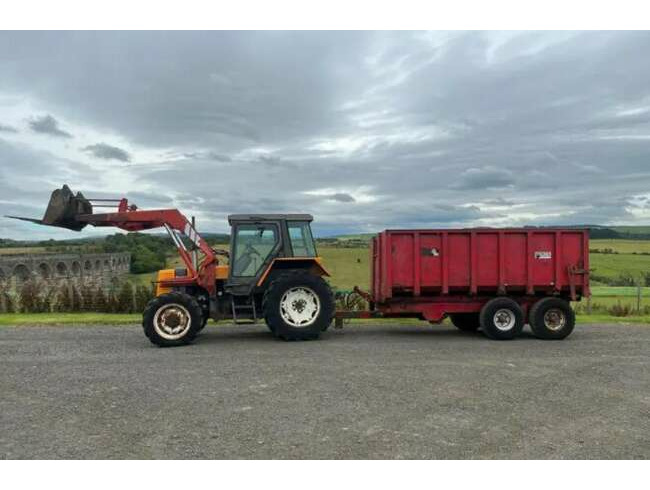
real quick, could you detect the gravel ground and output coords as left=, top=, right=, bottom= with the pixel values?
left=1, top=322, right=649, bottom=459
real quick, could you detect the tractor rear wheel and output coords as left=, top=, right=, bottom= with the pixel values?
left=263, top=271, right=334, bottom=341
left=449, top=313, right=480, bottom=331
left=142, top=292, right=203, bottom=347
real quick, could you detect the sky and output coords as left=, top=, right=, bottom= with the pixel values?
left=1, top=30, right=650, bottom=240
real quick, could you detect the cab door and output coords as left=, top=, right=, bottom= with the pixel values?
left=226, top=221, right=282, bottom=294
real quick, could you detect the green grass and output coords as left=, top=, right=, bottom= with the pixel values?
left=319, top=247, right=370, bottom=290
left=0, top=246, right=49, bottom=255
left=0, top=313, right=141, bottom=325
left=591, top=238, right=650, bottom=253
left=5, top=240, right=650, bottom=325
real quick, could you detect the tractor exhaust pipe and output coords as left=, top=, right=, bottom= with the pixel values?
left=6, top=184, right=93, bottom=231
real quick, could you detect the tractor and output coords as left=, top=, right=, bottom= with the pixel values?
left=9, top=186, right=334, bottom=346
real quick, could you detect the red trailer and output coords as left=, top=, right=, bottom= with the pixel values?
left=339, top=228, right=589, bottom=340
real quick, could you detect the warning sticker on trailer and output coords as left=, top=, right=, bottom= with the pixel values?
left=535, top=251, right=552, bottom=259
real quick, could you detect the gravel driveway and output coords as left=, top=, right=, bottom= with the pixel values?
left=1, top=323, right=648, bottom=459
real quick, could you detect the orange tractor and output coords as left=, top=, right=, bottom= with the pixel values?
left=9, top=186, right=334, bottom=346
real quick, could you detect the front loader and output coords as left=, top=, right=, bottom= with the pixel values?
left=8, top=185, right=334, bottom=346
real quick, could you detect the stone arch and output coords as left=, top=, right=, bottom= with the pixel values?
left=71, top=261, right=81, bottom=277
left=37, top=262, right=51, bottom=280
left=13, top=264, right=31, bottom=284
left=95, top=259, right=102, bottom=271
left=56, top=262, right=68, bottom=277
left=84, top=260, right=92, bottom=273
left=104, top=259, right=111, bottom=271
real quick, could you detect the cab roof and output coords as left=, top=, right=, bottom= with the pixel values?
left=228, top=214, right=313, bottom=224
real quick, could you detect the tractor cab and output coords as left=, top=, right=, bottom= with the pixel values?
left=226, top=214, right=325, bottom=295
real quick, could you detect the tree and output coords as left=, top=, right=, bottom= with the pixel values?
left=19, top=280, right=40, bottom=313
left=117, top=281, right=135, bottom=313
left=1, top=290, right=16, bottom=313
left=81, top=281, right=95, bottom=311
left=71, top=284, right=83, bottom=312
left=92, top=285, right=108, bottom=312
left=135, top=284, right=154, bottom=312
left=56, top=283, right=72, bottom=312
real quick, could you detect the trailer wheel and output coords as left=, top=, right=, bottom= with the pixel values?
left=449, top=313, right=480, bottom=331
left=529, top=297, right=575, bottom=340
left=479, top=297, right=524, bottom=340
left=142, top=292, right=203, bottom=347
left=263, top=271, right=334, bottom=341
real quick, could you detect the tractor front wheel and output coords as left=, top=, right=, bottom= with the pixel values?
left=263, top=271, right=334, bottom=341
left=142, top=292, right=203, bottom=347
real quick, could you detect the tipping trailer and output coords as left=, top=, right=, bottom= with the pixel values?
left=336, top=228, right=589, bottom=340
left=9, top=186, right=589, bottom=345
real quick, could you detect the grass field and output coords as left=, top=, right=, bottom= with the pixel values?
left=0, top=247, right=49, bottom=255
left=5, top=237, right=650, bottom=324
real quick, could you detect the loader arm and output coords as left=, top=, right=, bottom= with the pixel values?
left=80, top=207, right=217, bottom=293
left=6, top=186, right=218, bottom=294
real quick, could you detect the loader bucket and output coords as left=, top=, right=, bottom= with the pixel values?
left=6, top=185, right=92, bottom=231
left=41, top=185, right=92, bottom=230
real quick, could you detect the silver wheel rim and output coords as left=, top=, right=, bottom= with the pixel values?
left=153, top=303, right=192, bottom=340
left=280, top=287, right=321, bottom=328
left=543, top=308, right=566, bottom=331
left=493, top=308, right=516, bottom=331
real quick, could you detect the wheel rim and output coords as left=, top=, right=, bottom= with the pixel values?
left=280, top=286, right=321, bottom=328
left=493, top=308, right=516, bottom=331
left=543, top=308, right=566, bottom=331
left=153, top=303, right=192, bottom=340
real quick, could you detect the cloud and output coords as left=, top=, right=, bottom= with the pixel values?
left=0, top=123, right=18, bottom=133
left=2, top=31, right=650, bottom=239
left=82, top=142, right=131, bottom=162
left=452, top=166, right=515, bottom=190
left=327, top=193, right=356, bottom=203
left=28, top=114, right=72, bottom=138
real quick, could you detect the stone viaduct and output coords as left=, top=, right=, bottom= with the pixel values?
left=0, top=252, right=130, bottom=288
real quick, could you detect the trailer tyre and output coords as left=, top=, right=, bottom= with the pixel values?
left=449, top=313, right=480, bottom=331
left=480, top=297, right=524, bottom=340
left=142, top=292, right=203, bottom=347
left=529, top=297, right=575, bottom=340
left=263, top=271, right=334, bottom=341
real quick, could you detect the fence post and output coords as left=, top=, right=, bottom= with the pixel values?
left=637, top=283, right=642, bottom=314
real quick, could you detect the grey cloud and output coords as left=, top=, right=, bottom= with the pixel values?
left=2, top=31, right=650, bottom=238
left=327, top=193, right=356, bottom=203
left=28, top=114, right=72, bottom=138
left=452, top=166, right=514, bottom=190
left=0, top=123, right=18, bottom=133
left=82, top=142, right=131, bottom=162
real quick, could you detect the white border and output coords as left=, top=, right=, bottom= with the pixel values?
left=1, top=0, right=650, bottom=30
left=1, top=460, right=647, bottom=489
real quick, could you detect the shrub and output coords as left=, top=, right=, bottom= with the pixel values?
left=117, top=282, right=135, bottom=313
left=135, top=284, right=154, bottom=312
left=608, top=302, right=632, bottom=317
left=92, top=286, right=108, bottom=312
left=56, top=283, right=72, bottom=312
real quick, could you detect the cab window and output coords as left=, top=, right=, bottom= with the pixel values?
left=288, top=221, right=317, bottom=257
left=232, top=224, right=279, bottom=277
